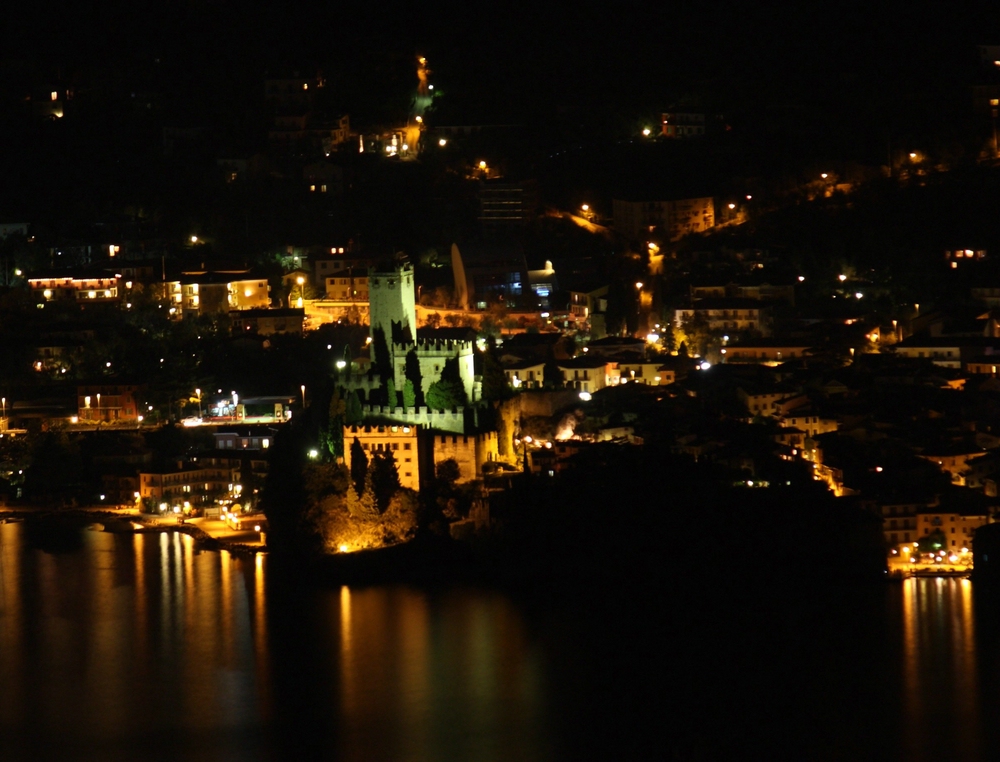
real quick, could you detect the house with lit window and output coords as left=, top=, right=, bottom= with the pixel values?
left=916, top=508, right=990, bottom=552
left=556, top=357, right=610, bottom=393
left=29, top=269, right=121, bottom=304
left=138, top=462, right=241, bottom=511
left=675, top=298, right=773, bottom=337
left=77, top=384, right=143, bottom=423
left=324, top=268, right=369, bottom=302
left=722, top=340, right=813, bottom=365
left=163, top=272, right=271, bottom=318
left=503, top=358, right=546, bottom=389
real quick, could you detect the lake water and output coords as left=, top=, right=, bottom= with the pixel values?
left=1, top=520, right=999, bottom=760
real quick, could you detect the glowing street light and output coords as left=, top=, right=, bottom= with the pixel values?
left=438, top=138, right=447, bottom=146
left=478, top=160, right=487, bottom=170
left=301, top=384, right=306, bottom=408
left=838, top=274, right=847, bottom=282
left=642, top=127, right=651, bottom=137
left=190, top=235, right=198, bottom=243
left=581, top=204, right=589, bottom=212
left=635, top=282, right=644, bottom=290
left=195, top=388, right=202, bottom=419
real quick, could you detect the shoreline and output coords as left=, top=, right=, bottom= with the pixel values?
left=0, top=508, right=266, bottom=558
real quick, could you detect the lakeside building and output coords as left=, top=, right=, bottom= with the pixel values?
left=138, top=462, right=240, bottom=511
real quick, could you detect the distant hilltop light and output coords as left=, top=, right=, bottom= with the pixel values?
left=190, top=235, right=198, bottom=243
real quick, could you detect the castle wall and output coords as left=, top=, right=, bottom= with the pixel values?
left=360, top=405, right=466, bottom=434
left=431, top=430, right=497, bottom=482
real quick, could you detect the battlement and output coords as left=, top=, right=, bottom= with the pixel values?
left=360, top=404, right=466, bottom=434
left=391, top=337, right=473, bottom=353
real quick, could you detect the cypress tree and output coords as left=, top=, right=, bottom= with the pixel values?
left=405, top=348, right=424, bottom=407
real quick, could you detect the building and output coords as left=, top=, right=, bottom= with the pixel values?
left=477, top=179, right=539, bottom=228
left=164, top=272, right=271, bottom=317
left=29, top=270, right=121, bottom=304
left=722, top=341, right=813, bottom=364
left=138, top=462, right=240, bottom=511
left=613, top=198, right=715, bottom=242
left=675, top=298, right=773, bottom=337
left=609, top=361, right=672, bottom=386
left=915, top=509, right=989, bottom=552
left=344, top=423, right=421, bottom=491
left=556, top=357, right=609, bottom=393
left=503, top=359, right=546, bottom=389
left=661, top=112, right=707, bottom=138
left=324, top=268, right=369, bottom=302
left=311, top=250, right=374, bottom=284
left=230, top=308, right=305, bottom=336
left=77, top=384, right=143, bottom=423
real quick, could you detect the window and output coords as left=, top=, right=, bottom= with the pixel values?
left=404, top=443, right=411, bottom=450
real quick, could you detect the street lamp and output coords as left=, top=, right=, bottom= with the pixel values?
left=195, top=388, right=202, bottom=419
left=231, top=391, right=238, bottom=421
left=96, top=393, right=101, bottom=423
left=301, top=384, right=306, bottom=408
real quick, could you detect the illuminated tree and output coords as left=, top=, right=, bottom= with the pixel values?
left=386, top=377, right=397, bottom=408
left=403, top=379, right=417, bottom=409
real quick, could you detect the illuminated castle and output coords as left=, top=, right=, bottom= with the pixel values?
left=368, top=261, right=477, bottom=405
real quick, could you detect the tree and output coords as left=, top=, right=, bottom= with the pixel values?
left=481, top=338, right=509, bottom=401
left=386, top=377, right=397, bottom=408
left=326, top=388, right=347, bottom=458
left=405, top=348, right=424, bottom=407
left=403, top=379, right=417, bottom=409
left=370, top=450, right=402, bottom=512
left=349, top=437, right=368, bottom=495
left=436, top=458, right=461, bottom=487
left=543, top=360, right=563, bottom=389
left=372, top=326, right=392, bottom=380
left=345, top=390, right=363, bottom=424
left=426, top=379, right=466, bottom=410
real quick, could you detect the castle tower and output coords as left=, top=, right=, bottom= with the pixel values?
left=369, top=263, right=416, bottom=358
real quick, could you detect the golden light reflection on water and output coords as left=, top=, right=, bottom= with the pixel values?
left=334, top=586, right=546, bottom=761
left=0, top=523, right=548, bottom=760
left=901, top=577, right=981, bottom=760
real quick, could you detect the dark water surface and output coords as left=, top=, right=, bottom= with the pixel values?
left=1, top=521, right=998, bottom=760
